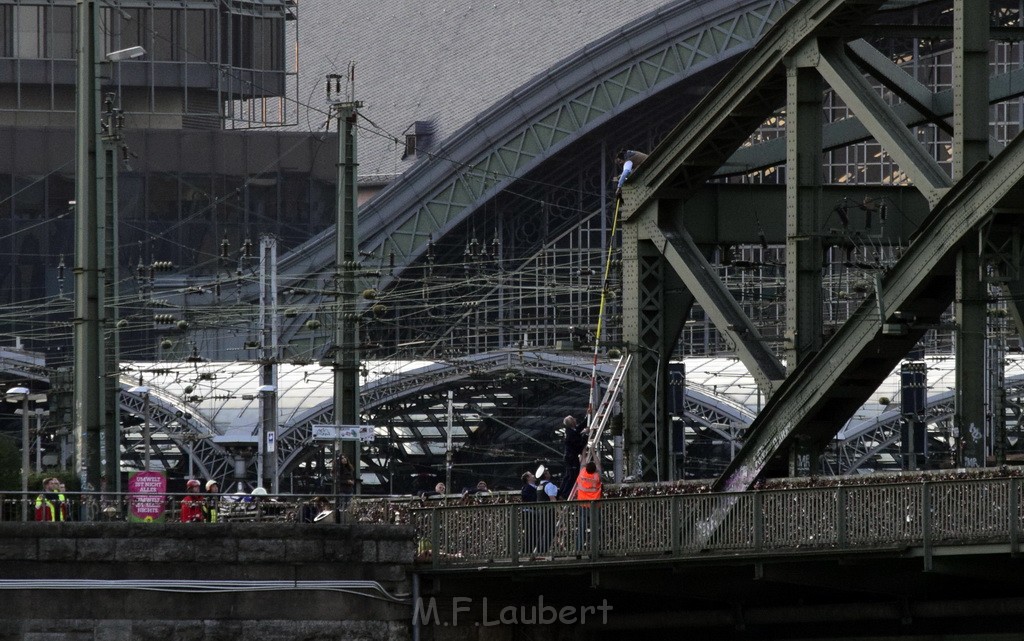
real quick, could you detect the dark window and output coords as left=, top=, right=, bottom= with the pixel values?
left=48, top=6, right=74, bottom=59
left=152, top=9, right=175, bottom=61
left=13, top=175, right=45, bottom=220
left=0, top=6, right=12, bottom=57
left=227, top=11, right=283, bottom=70
left=184, top=9, right=209, bottom=61
left=147, top=173, right=179, bottom=222
left=122, top=8, right=147, bottom=50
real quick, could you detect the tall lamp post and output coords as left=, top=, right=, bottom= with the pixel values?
left=6, top=386, right=30, bottom=521
left=129, top=385, right=151, bottom=470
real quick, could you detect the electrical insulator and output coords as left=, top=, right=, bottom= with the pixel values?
left=153, top=314, right=176, bottom=324
left=152, top=260, right=174, bottom=271
left=220, top=235, right=230, bottom=258
left=243, top=238, right=253, bottom=258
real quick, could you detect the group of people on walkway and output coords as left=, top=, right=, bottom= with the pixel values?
left=180, top=478, right=221, bottom=522
left=517, top=413, right=604, bottom=557
left=34, top=477, right=69, bottom=522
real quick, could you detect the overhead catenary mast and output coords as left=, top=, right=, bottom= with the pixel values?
left=328, top=65, right=363, bottom=492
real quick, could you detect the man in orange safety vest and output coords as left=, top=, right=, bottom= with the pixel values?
left=574, top=461, right=602, bottom=553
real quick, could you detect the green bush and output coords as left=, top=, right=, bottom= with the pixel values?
left=0, top=435, right=18, bottom=490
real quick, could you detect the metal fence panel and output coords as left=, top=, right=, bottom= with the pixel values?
left=761, top=488, right=839, bottom=550
left=929, top=479, right=1010, bottom=544
left=844, top=484, right=923, bottom=546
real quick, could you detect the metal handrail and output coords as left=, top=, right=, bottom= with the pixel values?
left=413, top=477, right=1024, bottom=567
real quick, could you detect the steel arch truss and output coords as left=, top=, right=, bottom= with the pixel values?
left=274, top=351, right=614, bottom=475
left=118, top=389, right=231, bottom=484
left=263, top=0, right=797, bottom=349
left=828, top=375, right=1024, bottom=475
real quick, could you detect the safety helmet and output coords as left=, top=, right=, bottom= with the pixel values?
left=251, top=487, right=268, bottom=496
left=186, top=479, right=201, bottom=490
left=205, top=480, right=218, bottom=492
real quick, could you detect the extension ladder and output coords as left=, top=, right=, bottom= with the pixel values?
left=567, top=352, right=631, bottom=500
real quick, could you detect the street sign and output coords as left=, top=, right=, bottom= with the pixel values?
left=312, top=424, right=375, bottom=443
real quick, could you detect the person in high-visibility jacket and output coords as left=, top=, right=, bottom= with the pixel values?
left=34, top=477, right=69, bottom=522
left=576, top=461, right=602, bottom=504
left=574, top=461, right=602, bottom=552
left=204, top=480, right=220, bottom=523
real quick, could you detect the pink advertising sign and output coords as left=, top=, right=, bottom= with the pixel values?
left=128, top=471, right=167, bottom=523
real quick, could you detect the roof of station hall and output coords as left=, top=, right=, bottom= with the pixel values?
left=289, top=0, right=685, bottom=181
left=120, top=354, right=1024, bottom=441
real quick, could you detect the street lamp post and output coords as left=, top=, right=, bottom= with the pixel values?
left=6, top=386, right=30, bottom=521
left=129, top=386, right=151, bottom=470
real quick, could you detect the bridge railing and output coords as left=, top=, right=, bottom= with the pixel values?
left=414, top=477, right=1024, bottom=567
left=0, top=491, right=310, bottom=523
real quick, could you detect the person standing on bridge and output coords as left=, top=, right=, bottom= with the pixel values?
left=575, top=461, right=603, bottom=553
left=180, top=479, right=207, bottom=523
left=204, top=480, right=220, bottom=523
left=614, top=149, right=649, bottom=198
left=536, top=466, right=559, bottom=555
left=537, top=466, right=558, bottom=502
left=562, top=415, right=587, bottom=497
left=334, top=454, right=356, bottom=509
left=34, top=477, right=68, bottom=522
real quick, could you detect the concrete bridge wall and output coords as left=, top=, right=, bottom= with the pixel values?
left=0, top=522, right=416, bottom=641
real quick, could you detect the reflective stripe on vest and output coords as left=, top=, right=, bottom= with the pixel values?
left=577, top=470, right=601, bottom=501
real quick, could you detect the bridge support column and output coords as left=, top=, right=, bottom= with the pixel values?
left=784, top=53, right=825, bottom=375
left=953, top=1, right=990, bottom=468
left=623, top=214, right=690, bottom=481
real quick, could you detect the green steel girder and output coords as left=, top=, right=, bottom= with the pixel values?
left=621, top=0, right=890, bottom=482
left=624, top=241, right=671, bottom=480
left=952, top=0, right=993, bottom=470
left=721, top=63, right=1024, bottom=176
left=814, top=39, right=952, bottom=206
left=638, top=219, right=785, bottom=397
left=844, top=39, right=950, bottom=135
left=786, top=62, right=826, bottom=372
left=715, top=130, right=1024, bottom=492
left=621, top=0, right=888, bottom=214
left=664, top=183, right=929, bottom=245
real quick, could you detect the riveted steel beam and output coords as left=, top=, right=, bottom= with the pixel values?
left=815, top=39, right=952, bottom=207
left=622, top=0, right=888, bottom=215
left=640, top=220, right=785, bottom=397
left=716, top=130, right=1024, bottom=492
left=722, top=62, right=1024, bottom=177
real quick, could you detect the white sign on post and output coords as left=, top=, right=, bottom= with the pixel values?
left=266, top=431, right=276, bottom=453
